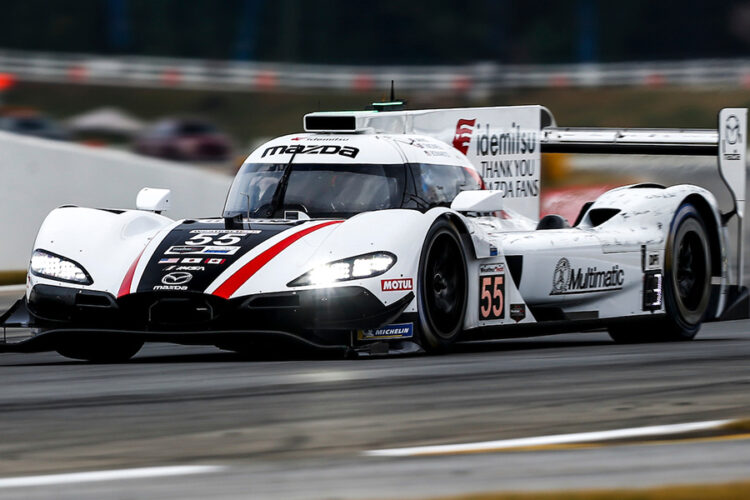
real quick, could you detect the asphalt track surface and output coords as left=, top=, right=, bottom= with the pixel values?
left=2, top=289, right=750, bottom=499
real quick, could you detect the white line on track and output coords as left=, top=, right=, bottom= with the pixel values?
left=0, top=284, right=25, bottom=294
left=0, top=465, right=225, bottom=489
left=364, top=419, right=734, bottom=457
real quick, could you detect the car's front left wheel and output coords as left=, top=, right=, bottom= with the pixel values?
left=417, top=219, right=468, bottom=352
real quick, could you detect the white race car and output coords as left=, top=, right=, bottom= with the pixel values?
left=1, top=103, right=747, bottom=360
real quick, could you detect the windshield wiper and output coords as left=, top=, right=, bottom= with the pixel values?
left=266, top=150, right=298, bottom=218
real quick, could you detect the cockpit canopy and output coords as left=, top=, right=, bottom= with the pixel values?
left=223, top=133, right=482, bottom=219
left=223, top=161, right=482, bottom=219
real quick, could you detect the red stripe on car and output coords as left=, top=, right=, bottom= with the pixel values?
left=212, top=220, right=343, bottom=299
left=118, top=247, right=146, bottom=298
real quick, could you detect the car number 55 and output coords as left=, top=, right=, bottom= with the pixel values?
left=186, top=233, right=242, bottom=246
left=479, top=274, right=504, bottom=320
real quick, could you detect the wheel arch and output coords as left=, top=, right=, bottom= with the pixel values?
left=440, top=212, right=474, bottom=249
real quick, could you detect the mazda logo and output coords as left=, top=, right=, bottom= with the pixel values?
left=726, top=114, right=741, bottom=145
left=162, top=272, right=193, bottom=285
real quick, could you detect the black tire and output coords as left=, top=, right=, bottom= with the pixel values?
left=417, top=219, right=468, bottom=352
left=56, top=336, right=143, bottom=362
left=609, top=203, right=712, bottom=343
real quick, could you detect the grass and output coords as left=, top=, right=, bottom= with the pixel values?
left=422, top=481, right=750, bottom=500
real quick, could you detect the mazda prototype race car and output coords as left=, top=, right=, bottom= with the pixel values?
left=1, top=104, right=748, bottom=361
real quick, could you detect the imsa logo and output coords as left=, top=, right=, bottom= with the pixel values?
left=550, top=257, right=625, bottom=295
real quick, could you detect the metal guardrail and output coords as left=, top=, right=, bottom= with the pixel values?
left=0, top=49, right=749, bottom=93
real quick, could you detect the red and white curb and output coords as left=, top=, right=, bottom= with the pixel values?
left=364, top=419, right=735, bottom=457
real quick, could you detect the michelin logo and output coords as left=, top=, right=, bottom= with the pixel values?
left=358, top=323, right=414, bottom=340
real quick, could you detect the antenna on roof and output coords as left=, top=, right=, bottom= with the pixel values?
left=370, top=80, right=406, bottom=112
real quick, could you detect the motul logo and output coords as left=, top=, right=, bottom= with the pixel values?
left=452, top=119, right=476, bottom=155
left=381, top=278, right=413, bottom=291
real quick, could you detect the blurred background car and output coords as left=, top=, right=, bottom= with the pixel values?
left=0, top=108, right=69, bottom=141
left=133, top=117, right=232, bottom=162
left=66, top=106, right=145, bottom=147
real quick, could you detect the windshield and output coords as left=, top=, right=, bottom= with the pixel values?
left=223, top=163, right=407, bottom=219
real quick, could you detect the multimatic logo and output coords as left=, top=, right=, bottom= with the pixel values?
left=261, top=144, right=360, bottom=158
left=550, top=258, right=625, bottom=295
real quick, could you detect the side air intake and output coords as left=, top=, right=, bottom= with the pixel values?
left=587, top=208, right=620, bottom=227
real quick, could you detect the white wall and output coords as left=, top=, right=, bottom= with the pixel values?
left=0, top=132, right=233, bottom=270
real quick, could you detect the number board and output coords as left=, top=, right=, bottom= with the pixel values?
left=479, top=274, right=505, bottom=321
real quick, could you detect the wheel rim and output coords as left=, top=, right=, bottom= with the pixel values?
left=669, top=216, right=710, bottom=326
left=424, top=232, right=465, bottom=338
left=676, top=230, right=707, bottom=311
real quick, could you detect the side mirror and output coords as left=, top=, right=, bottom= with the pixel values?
left=136, top=188, right=171, bottom=213
left=450, top=190, right=504, bottom=213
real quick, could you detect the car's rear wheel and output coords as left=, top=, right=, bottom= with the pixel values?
left=55, top=336, right=143, bottom=362
left=609, top=203, right=712, bottom=343
left=417, top=219, right=468, bottom=352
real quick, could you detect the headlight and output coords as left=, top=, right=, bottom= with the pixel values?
left=288, top=252, right=396, bottom=287
left=30, top=249, right=93, bottom=285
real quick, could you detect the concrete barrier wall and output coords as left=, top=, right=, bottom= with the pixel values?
left=0, top=132, right=234, bottom=271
